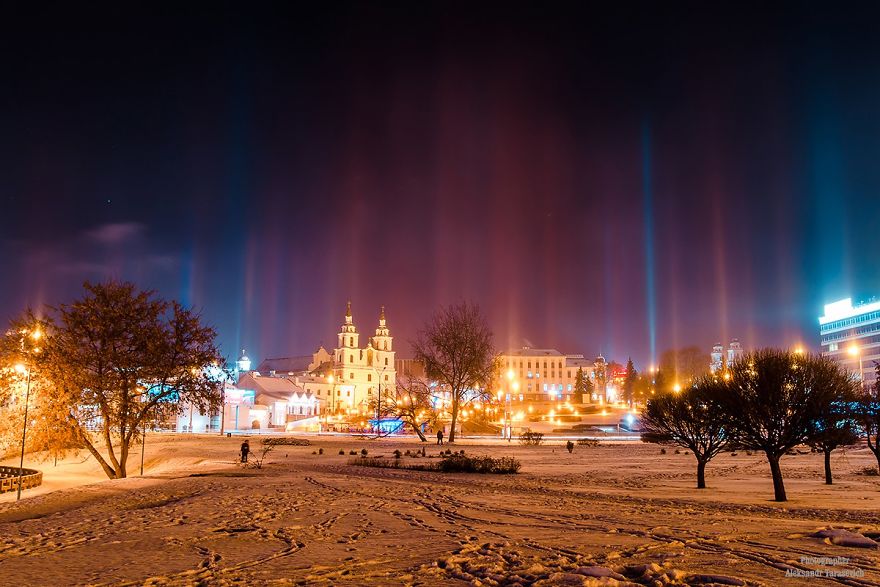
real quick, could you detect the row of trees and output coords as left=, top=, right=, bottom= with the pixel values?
left=641, top=349, right=880, bottom=501
left=1, top=282, right=225, bottom=479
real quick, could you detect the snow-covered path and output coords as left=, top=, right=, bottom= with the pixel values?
left=0, top=436, right=878, bottom=585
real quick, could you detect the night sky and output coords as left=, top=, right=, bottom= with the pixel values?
left=3, top=2, right=880, bottom=368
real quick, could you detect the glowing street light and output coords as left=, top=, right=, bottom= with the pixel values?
left=672, top=383, right=681, bottom=393
left=848, top=345, right=865, bottom=386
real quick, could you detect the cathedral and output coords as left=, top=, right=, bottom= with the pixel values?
left=318, top=302, right=397, bottom=414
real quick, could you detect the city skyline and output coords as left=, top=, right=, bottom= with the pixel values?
left=3, top=3, right=880, bottom=367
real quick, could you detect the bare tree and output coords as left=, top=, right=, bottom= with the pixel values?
left=715, top=349, right=847, bottom=501
left=854, top=361, right=880, bottom=474
left=412, top=302, right=495, bottom=443
left=41, top=281, right=224, bottom=479
left=377, top=375, right=438, bottom=441
left=640, top=377, right=729, bottom=489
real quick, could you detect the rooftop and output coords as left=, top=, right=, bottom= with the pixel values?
left=819, top=297, right=880, bottom=325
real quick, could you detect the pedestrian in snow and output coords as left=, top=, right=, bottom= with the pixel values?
left=436, top=429, right=444, bottom=445
left=240, top=440, right=250, bottom=463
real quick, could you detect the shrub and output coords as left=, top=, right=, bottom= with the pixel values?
left=393, top=449, right=402, bottom=459
left=518, top=430, right=544, bottom=446
left=660, top=448, right=666, bottom=455
left=361, top=448, right=368, bottom=457
left=318, top=447, right=324, bottom=455
left=577, top=438, right=599, bottom=447
left=347, top=454, right=521, bottom=474
left=566, top=441, right=574, bottom=453
left=311, top=450, right=317, bottom=455
left=857, top=466, right=879, bottom=476
left=263, top=438, right=311, bottom=447
left=349, top=450, right=357, bottom=456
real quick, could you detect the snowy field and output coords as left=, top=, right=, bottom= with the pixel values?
left=1, top=433, right=879, bottom=586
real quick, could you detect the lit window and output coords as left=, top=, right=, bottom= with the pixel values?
left=528, top=371, right=532, bottom=378
left=543, top=383, right=548, bottom=391
left=567, top=384, right=572, bottom=391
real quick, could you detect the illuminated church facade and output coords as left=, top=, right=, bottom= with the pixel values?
left=303, top=302, right=397, bottom=414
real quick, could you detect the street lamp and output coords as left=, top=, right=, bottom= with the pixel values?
left=326, top=374, right=336, bottom=431
left=506, top=371, right=518, bottom=442
left=848, top=345, right=865, bottom=388
left=14, top=328, right=40, bottom=501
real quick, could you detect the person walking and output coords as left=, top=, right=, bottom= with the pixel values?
left=436, top=429, right=444, bottom=445
left=240, top=440, right=250, bottom=463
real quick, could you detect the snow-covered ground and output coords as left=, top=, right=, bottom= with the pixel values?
left=1, top=434, right=879, bottom=585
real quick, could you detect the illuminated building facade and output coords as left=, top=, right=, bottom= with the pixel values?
left=317, top=302, right=396, bottom=413
left=820, top=297, right=880, bottom=388
left=499, top=347, right=595, bottom=405
left=709, top=339, right=744, bottom=373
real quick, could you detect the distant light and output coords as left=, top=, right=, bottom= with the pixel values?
left=848, top=345, right=860, bottom=357
left=14, top=363, right=26, bottom=374
left=672, top=383, right=681, bottom=393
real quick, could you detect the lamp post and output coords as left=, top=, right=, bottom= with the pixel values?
left=505, top=370, right=517, bottom=441
left=326, top=374, right=336, bottom=431
left=14, top=362, right=32, bottom=501
left=848, top=345, right=865, bottom=390
left=14, top=327, right=40, bottom=501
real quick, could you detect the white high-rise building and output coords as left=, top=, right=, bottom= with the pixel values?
left=820, top=297, right=880, bottom=389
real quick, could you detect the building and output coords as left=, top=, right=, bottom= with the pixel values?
left=237, top=372, right=320, bottom=428
left=498, top=347, right=596, bottom=406
left=293, top=302, right=396, bottom=416
left=820, top=297, right=880, bottom=388
left=710, top=339, right=744, bottom=373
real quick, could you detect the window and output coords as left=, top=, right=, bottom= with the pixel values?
left=347, top=390, right=351, bottom=396
left=527, top=371, right=533, bottom=378
left=385, top=357, right=388, bottom=366
left=368, top=374, right=372, bottom=382
left=527, top=361, right=531, bottom=368
left=543, top=383, right=548, bottom=391
left=349, top=336, right=353, bottom=346
left=567, top=384, right=572, bottom=391
left=350, top=354, right=354, bottom=362
left=349, top=372, right=354, bottom=379
left=385, top=375, right=389, bottom=381
left=519, top=394, right=523, bottom=401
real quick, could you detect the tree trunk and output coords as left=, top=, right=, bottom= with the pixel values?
left=767, top=453, right=787, bottom=502
left=869, top=433, right=880, bottom=474
left=117, top=440, right=130, bottom=479
left=449, top=398, right=459, bottom=443
left=696, top=459, right=707, bottom=489
left=412, top=421, right=427, bottom=442
left=824, top=448, right=833, bottom=485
